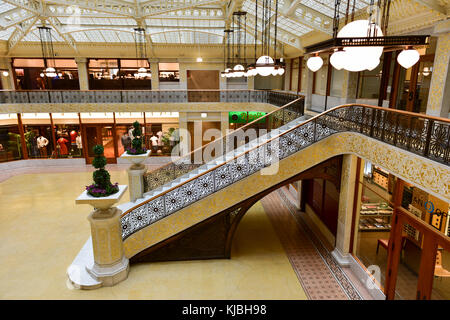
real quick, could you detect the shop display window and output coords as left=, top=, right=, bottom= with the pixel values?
left=158, top=63, right=180, bottom=82
left=354, top=161, right=394, bottom=291
left=22, top=113, right=54, bottom=159
left=88, top=59, right=151, bottom=90
left=51, top=113, right=82, bottom=158
left=13, top=58, right=79, bottom=90
left=0, top=114, right=22, bottom=162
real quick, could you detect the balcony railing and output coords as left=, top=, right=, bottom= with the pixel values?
left=0, top=89, right=299, bottom=105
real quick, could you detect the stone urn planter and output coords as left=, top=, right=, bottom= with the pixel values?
left=120, top=150, right=150, bottom=202
left=76, top=185, right=128, bottom=211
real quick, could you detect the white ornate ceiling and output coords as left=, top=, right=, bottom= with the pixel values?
left=0, top=0, right=447, bottom=55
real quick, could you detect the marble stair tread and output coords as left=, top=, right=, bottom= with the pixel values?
left=67, top=237, right=102, bottom=289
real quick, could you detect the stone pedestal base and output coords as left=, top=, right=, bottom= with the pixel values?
left=127, top=164, right=147, bottom=202
left=86, top=255, right=129, bottom=287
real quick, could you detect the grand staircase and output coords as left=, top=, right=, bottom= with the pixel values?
left=68, top=93, right=450, bottom=288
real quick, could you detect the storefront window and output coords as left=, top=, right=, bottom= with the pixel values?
left=144, top=112, right=179, bottom=156
left=51, top=113, right=82, bottom=158
left=22, top=113, right=55, bottom=159
left=354, top=159, right=450, bottom=299
left=158, top=63, right=180, bottom=82
left=0, top=113, right=22, bottom=162
left=13, top=58, right=79, bottom=90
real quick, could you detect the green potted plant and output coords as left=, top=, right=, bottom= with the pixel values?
left=76, top=144, right=127, bottom=210
left=121, top=121, right=150, bottom=166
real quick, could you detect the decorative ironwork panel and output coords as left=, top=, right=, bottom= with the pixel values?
left=194, top=172, right=214, bottom=200
left=428, top=121, right=450, bottom=164
left=9, top=91, right=28, bottom=103
left=29, top=91, right=49, bottom=103
left=214, top=164, right=233, bottom=191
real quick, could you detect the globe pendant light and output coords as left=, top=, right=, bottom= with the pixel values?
left=337, top=20, right=383, bottom=72
left=233, top=64, right=245, bottom=77
left=256, top=55, right=275, bottom=76
left=278, top=67, right=285, bottom=76
left=397, top=47, right=420, bottom=69
left=307, top=55, right=323, bottom=72
left=330, top=49, right=346, bottom=70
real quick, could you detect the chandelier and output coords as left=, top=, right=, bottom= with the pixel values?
left=134, top=27, right=149, bottom=78
left=221, top=29, right=234, bottom=78
left=38, top=26, right=57, bottom=78
left=305, top=0, right=429, bottom=72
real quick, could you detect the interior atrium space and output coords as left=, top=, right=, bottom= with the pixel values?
left=0, top=0, right=449, bottom=309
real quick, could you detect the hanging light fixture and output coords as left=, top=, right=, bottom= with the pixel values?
left=231, top=11, right=248, bottom=78
left=134, top=27, right=149, bottom=78
left=304, top=0, right=429, bottom=72
left=307, top=54, right=324, bottom=72
left=222, top=29, right=234, bottom=78
left=38, top=26, right=58, bottom=78
left=397, top=46, right=420, bottom=69
left=255, top=0, right=277, bottom=76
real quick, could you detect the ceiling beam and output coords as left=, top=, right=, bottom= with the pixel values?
left=42, top=0, right=136, bottom=17
left=7, top=15, right=39, bottom=53
left=0, top=7, right=36, bottom=30
left=280, top=0, right=333, bottom=35
left=46, top=16, right=79, bottom=54
left=2, top=0, right=43, bottom=15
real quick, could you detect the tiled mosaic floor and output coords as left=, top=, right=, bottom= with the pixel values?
left=261, top=190, right=363, bottom=300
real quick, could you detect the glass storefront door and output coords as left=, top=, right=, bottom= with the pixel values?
left=83, top=124, right=117, bottom=164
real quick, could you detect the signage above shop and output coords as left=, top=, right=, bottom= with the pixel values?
left=229, top=112, right=266, bottom=124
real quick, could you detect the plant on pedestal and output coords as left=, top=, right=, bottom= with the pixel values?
left=126, top=121, right=147, bottom=155
left=86, top=145, right=119, bottom=197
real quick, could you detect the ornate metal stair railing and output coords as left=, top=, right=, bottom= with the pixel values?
left=121, top=104, right=450, bottom=241
left=143, top=93, right=305, bottom=193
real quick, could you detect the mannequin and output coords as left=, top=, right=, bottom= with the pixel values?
left=150, top=134, right=159, bottom=153
left=156, top=130, right=163, bottom=147
left=57, top=136, right=69, bottom=156
left=37, top=134, right=49, bottom=158
left=76, top=132, right=82, bottom=150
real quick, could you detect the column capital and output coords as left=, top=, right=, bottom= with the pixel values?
left=75, top=57, right=88, bottom=64
left=433, top=19, right=450, bottom=35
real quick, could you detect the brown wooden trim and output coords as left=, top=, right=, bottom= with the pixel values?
left=389, top=51, right=401, bottom=108
left=416, top=235, right=438, bottom=299
left=349, top=157, right=361, bottom=254
left=378, top=51, right=392, bottom=107
left=384, top=178, right=404, bottom=299
left=312, top=70, right=316, bottom=94
left=406, top=62, right=420, bottom=112
left=16, top=113, right=28, bottom=160
left=49, top=113, right=57, bottom=158
left=112, top=112, right=119, bottom=159
left=297, top=56, right=303, bottom=94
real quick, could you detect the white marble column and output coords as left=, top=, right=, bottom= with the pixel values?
left=332, top=154, right=360, bottom=266
left=150, top=60, right=159, bottom=90
left=75, top=57, right=89, bottom=90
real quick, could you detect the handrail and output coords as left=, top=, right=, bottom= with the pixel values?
left=122, top=103, right=450, bottom=219
left=142, top=94, right=304, bottom=192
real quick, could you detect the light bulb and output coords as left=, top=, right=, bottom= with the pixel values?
left=397, top=48, right=420, bottom=69
left=271, top=68, right=279, bottom=76
left=278, top=67, right=285, bottom=76
left=307, top=56, right=323, bottom=72
left=256, top=55, right=275, bottom=76
left=197, top=57, right=203, bottom=62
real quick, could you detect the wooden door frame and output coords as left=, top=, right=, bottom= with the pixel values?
left=81, top=123, right=117, bottom=164
left=385, top=178, right=450, bottom=299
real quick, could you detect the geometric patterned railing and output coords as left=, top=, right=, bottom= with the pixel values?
left=120, top=104, right=450, bottom=240
left=0, top=89, right=298, bottom=104
left=142, top=93, right=304, bottom=193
